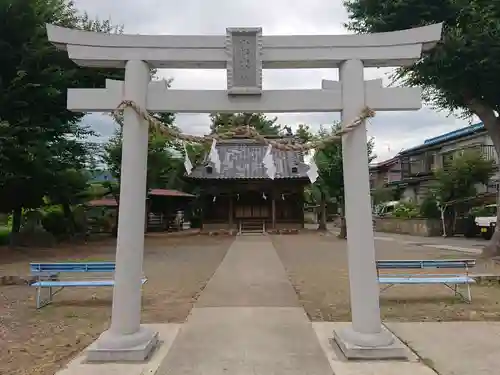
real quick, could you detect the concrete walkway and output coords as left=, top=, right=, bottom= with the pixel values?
left=155, top=236, right=334, bottom=375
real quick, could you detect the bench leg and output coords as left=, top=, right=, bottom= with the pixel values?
left=444, top=283, right=471, bottom=303
left=36, top=286, right=64, bottom=309
left=36, top=287, right=42, bottom=309
left=379, top=284, right=395, bottom=293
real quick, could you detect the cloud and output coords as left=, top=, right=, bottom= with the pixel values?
left=73, top=0, right=473, bottom=162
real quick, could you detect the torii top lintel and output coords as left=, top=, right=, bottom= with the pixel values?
left=46, top=23, right=443, bottom=70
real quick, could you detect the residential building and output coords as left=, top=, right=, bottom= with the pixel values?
left=370, top=122, right=498, bottom=204
left=369, top=157, right=402, bottom=191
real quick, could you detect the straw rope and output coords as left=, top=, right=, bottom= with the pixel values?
left=112, top=100, right=375, bottom=151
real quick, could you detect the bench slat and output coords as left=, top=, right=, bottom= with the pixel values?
left=30, top=262, right=115, bottom=273
left=376, top=259, right=475, bottom=270
left=378, top=276, right=474, bottom=284
left=32, top=278, right=147, bottom=288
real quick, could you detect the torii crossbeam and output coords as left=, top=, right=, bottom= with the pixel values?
left=68, top=78, right=422, bottom=113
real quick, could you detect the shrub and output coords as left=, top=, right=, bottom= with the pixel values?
left=419, top=195, right=441, bottom=219
left=42, top=210, right=71, bottom=238
left=392, top=201, right=420, bottom=218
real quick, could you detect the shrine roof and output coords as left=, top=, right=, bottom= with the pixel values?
left=188, top=138, right=310, bottom=180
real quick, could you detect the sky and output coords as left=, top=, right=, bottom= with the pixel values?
left=73, top=0, right=476, bottom=162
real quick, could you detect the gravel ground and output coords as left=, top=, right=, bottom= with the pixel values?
left=272, top=233, right=500, bottom=322
left=1, top=235, right=232, bottom=375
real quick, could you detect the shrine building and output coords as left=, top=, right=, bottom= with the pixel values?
left=187, top=136, right=310, bottom=233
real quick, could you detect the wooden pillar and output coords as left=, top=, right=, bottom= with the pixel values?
left=228, top=195, right=234, bottom=229
left=200, top=193, right=205, bottom=231
left=271, top=190, right=276, bottom=229
left=144, top=198, right=150, bottom=233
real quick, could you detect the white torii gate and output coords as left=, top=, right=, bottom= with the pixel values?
left=46, top=23, right=442, bottom=362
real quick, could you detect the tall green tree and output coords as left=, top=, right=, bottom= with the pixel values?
left=314, top=123, right=375, bottom=236
left=431, top=150, right=494, bottom=236
left=295, top=124, right=315, bottom=144
left=104, top=129, right=184, bottom=191
left=104, top=109, right=207, bottom=194
left=209, top=113, right=282, bottom=135
left=343, top=0, right=500, bottom=252
left=0, top=0, right=124, bottom=234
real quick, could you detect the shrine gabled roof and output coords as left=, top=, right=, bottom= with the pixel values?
left=187, top=138, right=310, bottom=180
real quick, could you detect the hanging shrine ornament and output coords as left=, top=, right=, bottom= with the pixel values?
left=307, top=156, right=319, bottom=184
left=208, top=139, right=221, bottom=173
left=262, top=144, right=277, bottom=180
left=183, top=141, right=193, bottom=175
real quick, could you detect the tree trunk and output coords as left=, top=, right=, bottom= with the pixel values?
left=338, top=199, right=347, bottom=239
left=442, top=207, right=455, bottom=237
left=9, top=207, right=22, bottom=247
left=467, top=99, right=500, bottom=257
left=62, top=202, right=76, bottom=235
left=107, top=184, right=120, bottom=238
left=11, top=207, right=22, bottom=233
left=318, top=194, right=327, bottom=231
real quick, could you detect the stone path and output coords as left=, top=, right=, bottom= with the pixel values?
left=155, top=236, right=334, bottom=375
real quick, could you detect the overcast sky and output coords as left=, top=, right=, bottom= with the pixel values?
left=74, top=0, right=476, bottom=162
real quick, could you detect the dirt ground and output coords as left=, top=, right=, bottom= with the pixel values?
left=0, top=234, right=232, bottom=375
left=4, top=232, right=500, bottom=375
left=273, top=233, right=500, bottom=323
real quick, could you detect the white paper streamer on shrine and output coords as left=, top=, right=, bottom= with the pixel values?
left=307, top=158, right=319, bottom=183
left=183, top=142, right=193, bottom=175
left=209, top=139, right=221, bottom=173
left=262, top=144, right=276, bottom=180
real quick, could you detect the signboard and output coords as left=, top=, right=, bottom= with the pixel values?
left=226, top=28, right=262, bottom=95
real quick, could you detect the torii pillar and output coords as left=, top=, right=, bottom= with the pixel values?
left=325, top=70, right=405, bottom=358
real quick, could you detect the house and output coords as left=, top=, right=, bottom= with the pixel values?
left=370, top=122, right=498, bottom=204
left=186, top=137, right=310, bottom=232
left=369, top=157, right=402, bottom=191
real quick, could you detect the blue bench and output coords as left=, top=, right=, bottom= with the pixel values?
left=30, top=262, right=147, bottom=309
left=376, top=259, right=476, bottom=303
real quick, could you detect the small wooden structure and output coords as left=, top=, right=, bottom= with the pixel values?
left=187, top=137, right=310, bottom=232
left=86, top=189, right=195, bottom=232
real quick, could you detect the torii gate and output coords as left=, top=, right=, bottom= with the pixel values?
left=46, top=23, right=442, bottom=362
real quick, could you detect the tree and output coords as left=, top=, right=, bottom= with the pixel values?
left=209, top=113, right=282, bottom=135
left=105, top=129, right=185, bottom=190
left=295, top=124, right=315, bottom=144
left=314, top=123, right=375, bottom=237
left=0, top=0, right=124, bottom=236
left=372, top=186, right=403, bottom=205
left=343, top=0, right=500, bottom=252
left=432, top=149, right=494, bottom=236
left=104, top=110, right=207, bottom=194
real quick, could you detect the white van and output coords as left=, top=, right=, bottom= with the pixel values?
left=374, top=201, right=400, bottom=217
left=475, top=204, right=497, bottom=240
